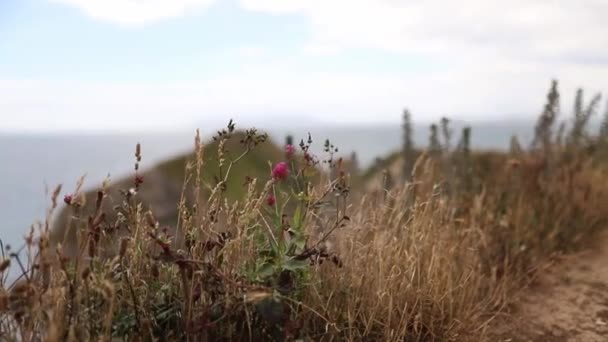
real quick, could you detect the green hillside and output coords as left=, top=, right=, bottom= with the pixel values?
left=156, top=131, right=284, bottom=200
left=51, top=130, right=285, bottom=256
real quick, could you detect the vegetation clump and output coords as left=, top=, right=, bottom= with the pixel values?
left=2, top=80, right=608, bottom=341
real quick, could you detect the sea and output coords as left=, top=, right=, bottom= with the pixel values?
left=0, top=121, right=536, bottom=263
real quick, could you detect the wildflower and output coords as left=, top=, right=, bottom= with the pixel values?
left=272, top=162, right=289, bottom=181
left=285, top=144, right=296, bottom=158
left=266, top=194, right=276, bottom=206
left=63, top=194, right=73, bottom=205
left=135, top=174, right=144, bottom=186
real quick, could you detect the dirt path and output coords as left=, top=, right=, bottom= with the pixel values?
left=489, top=232, right=608, bottom=341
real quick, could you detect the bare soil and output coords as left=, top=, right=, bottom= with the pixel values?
left=487, top=233, right=608, bottom=342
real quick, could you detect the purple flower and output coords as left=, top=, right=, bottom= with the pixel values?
left=272, top=161, right=289, bottom=181
left=285, top=144, right=296, bottom=158
left=64, top=194, right=73, bottom=205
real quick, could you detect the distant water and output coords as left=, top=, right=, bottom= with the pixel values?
left=0, top=133, right=194, bottom=256
left=0, top=121, right=535, bottom=258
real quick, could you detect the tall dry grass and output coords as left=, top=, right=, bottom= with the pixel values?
left=1, top=80, right=608, bottom=341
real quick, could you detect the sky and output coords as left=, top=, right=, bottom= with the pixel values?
left=1, top=0, right=608, bottom=132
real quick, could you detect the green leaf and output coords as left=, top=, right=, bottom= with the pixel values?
left=293, top=234, right=306, bottom=251
left=286, top=230, right=306, bottom=255
left=292, top=205, right=303, bottom=231
left=283, top=258, right=309, bottom=272
left=268, top=233, right=279, bottom=255
left=258, top=262, right=275, bottom=279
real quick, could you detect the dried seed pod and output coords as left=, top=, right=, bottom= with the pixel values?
left=100, top=280, right=115, bottom=300
left=0, top=259, right=10, bottom=272
left=0, top=290, right=8, bottom=312
left=95, top=190, right=104, bottom=211
left=135, top=143, right=142, bottom=163
left=41, top=260, right=51, bottom=290
left=11, top=280, right=30, bottom=294
left=81, top=267, right=91, bottom=280
left=145, top=211, right=156, bottom=229
left=88, top=239, right=96, bottom=258
left=92, top=212, right=105, bottom=228
left=151, top=263, right=160, bottom=278
left=51, top=184, right=62, bottom=209
left=119, top=238, right=130, bottom=259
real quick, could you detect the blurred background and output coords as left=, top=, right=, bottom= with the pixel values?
left=1, top=0, right=607, bottom=252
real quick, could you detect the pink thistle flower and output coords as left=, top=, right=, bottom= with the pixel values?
left=285, top=144, right=296, bottom=158
left=272, top=161, right=289, bottom=181
left=64, top=194, right=73, bottom=205
left=266, top=194, right=276, bottom=206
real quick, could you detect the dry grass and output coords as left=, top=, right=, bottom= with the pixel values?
left=2, top=81, right=608, bottom=341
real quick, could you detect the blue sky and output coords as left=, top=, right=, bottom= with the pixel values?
left=1, top=0, right=608, bottom=132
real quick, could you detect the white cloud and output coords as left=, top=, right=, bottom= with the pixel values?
left=301, top=43, right=341, bottom=57
left=12, top=1, right=608, bottom=133
left=49, top=0, right=216, bottom=26
left=46, top=0, right=608, bottom=61
left=235, top=45, right=266, bottom=58
left=2, top=59, right=608, bottom=132
left=240, top=0, right=608, bottom=63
